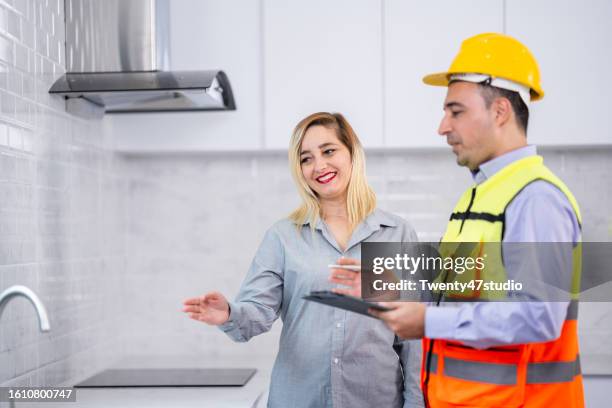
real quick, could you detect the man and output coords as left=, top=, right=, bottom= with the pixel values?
left=369, top=33, right=584, bottom=407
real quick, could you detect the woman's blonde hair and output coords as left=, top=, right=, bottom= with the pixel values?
left=288, top=112, right=376, bottom=231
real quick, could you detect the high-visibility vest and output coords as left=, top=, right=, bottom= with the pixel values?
left=422, top=155, right=584, bottom=407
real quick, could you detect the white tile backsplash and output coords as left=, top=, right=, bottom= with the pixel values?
left=119, top=147, right=612, bottom=375
left=0, top=0, right=128, bottom=388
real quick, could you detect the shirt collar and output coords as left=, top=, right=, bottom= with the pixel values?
left=365, top=209, right=398, bottom=229
left=301, top=208, right=398, bottom=230
left=300, top=209, right=398, bottom=253
left=473, top=145, right=537, bottom=184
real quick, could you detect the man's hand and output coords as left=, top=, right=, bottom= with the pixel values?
left=369, top=302, right=427, bottom=339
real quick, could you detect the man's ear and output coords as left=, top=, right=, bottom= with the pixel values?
left=493, top=97, right=512, bottom=127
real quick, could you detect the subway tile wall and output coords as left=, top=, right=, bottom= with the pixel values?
left=0, top=0, right=128, bottom=387
left=121, top=147, right=612, bottom=373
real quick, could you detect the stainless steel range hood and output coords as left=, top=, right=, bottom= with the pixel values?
left=49, top=0, right=236, bottom=113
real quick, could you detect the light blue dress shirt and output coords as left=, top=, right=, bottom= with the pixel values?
left=425, top=145, right=581, bottom=349
left=219, top=209, right=424, bottom=408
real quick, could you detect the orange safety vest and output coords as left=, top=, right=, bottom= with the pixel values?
left=422, top=156, right=584, bottom=407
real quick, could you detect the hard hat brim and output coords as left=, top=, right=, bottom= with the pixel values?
left=423, top=72, right=451, bottom=87
left=423, top=70, right=544, bottom=101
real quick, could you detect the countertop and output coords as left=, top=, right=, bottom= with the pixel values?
left=9, top=353, right=611, bottom=408
left=16, top=356, right=273, bottom=408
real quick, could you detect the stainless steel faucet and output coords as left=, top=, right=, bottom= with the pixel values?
left=0, top=285, right=50, bottom=332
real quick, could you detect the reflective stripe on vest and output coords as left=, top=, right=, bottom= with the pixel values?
left=428, top=353, right=581, bottom=385
left=449, top=211, right=505, bottom=224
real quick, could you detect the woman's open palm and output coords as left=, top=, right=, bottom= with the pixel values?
left=182, top=291, right=230, bottom=325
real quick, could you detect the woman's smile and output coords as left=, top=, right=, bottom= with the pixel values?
left=316, top=171, right=337, bottom=184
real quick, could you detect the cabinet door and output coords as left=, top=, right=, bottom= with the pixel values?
left=507, top=0, right=612, bottom=145
left=263, top=0, right=384, bottom=149
left=384, top=0, right=504, bottom=147
left=111, top=0, right=262, bottom=152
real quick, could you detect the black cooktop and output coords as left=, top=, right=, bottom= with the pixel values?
left=74, top=368, right=257, bottom=388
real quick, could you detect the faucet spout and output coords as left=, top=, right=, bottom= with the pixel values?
left=0, top=285, right=51, bottom=332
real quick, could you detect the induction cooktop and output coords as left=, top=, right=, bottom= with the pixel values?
left=74, top=368, right=257, bottom=388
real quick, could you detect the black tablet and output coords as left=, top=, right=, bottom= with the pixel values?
left=302, top=290, right=392, bottom=318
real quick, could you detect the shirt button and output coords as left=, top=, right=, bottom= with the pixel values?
left=333, top=358, right=339, bottom=364
left=336, top=322, right=342, bottom=328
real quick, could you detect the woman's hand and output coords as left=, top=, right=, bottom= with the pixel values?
left=329, top=257, right=362, bottom=298
left=182, top=291, right=230, bottom=325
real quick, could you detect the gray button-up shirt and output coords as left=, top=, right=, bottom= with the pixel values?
left=219, top=209, right=423, bottom=408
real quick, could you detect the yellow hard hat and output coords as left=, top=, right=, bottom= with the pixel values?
left=423, top=33, right=544, bottom=101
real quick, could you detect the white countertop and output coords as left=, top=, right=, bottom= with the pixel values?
left=17, top=356, right=273, bottom=408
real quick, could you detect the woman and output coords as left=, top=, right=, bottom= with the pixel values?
left=182, top=112, right=422, bottom=407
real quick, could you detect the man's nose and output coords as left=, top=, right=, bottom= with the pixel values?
left=438, top=115, right=451, bottom=136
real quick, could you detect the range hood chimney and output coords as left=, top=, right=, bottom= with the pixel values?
left=49, top=0, right=236, bottom=113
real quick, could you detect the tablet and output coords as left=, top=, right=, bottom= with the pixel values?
left=302, top=290, right=392, bottom=318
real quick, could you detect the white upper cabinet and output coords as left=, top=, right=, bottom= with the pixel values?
left=263, top=0, right=384, bottom=149
left=384, top=0, right=504, bottom=147
left=507, top=0, right=612, bottom=145
left=111, top=0, right=262, bottom=152
left=108, top=0, right=611, bottom=152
